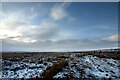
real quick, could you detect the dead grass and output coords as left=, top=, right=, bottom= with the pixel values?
left=2, top=52, right=33, bottom=59
left=75, top=52, right=120, bottom=60
left=41, top=60, right=68, bottom=78
left=56, top=55, right=69, bottom=58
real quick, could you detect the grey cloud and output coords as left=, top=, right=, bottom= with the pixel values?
left=20, top=23, right=60, bottom=41
left=2, top=37, right=118, bottom=52
left=1, top=19, right=60, bottom=43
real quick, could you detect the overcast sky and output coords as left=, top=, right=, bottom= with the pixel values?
left=0, top=2, right=119, bottom=52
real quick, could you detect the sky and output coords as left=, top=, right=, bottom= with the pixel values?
left=0, top=2, right=119, bottom=52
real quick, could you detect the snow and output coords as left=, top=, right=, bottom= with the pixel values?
left=54, top=55, right=120, bottom=78
left=1, top=54, right=120, bottom=79
left=1, top=57, right=53, bottom=78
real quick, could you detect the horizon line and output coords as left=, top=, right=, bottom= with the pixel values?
left=1, top=47, right=119, bottom=53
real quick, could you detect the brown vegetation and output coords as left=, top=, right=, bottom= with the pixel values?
left=75, top=52, right=120, bottom=60
left=41, top=60, right=68, bottom=78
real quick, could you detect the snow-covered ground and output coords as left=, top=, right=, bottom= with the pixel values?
left=1, top=55, right=55, bottom=78
left=54, top=55, right=120, bottom=79
left=1, top=54, right=120, bottom=79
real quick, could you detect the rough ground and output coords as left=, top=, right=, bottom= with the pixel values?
left=0, top=54, right=120, bottom=79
